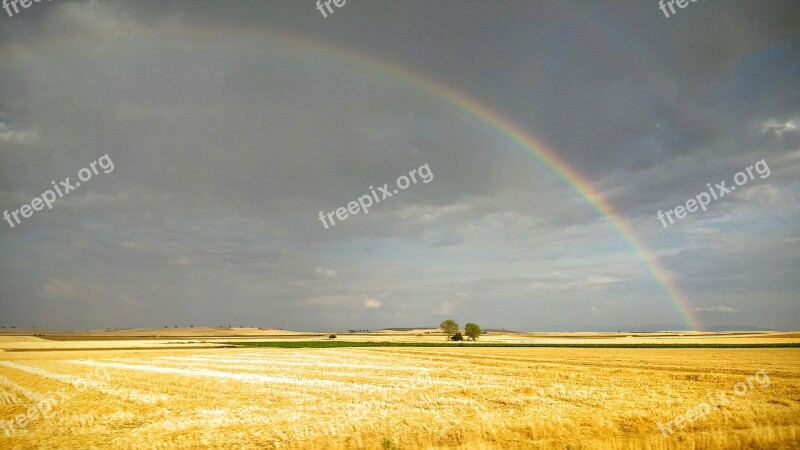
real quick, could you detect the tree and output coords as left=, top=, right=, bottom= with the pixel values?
left=439, top=319, right=459, bottom=340
left=464, top=322, right=482, bottom=340
left=451, top=332, right=464, bottom=341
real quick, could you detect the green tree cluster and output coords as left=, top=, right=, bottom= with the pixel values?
left=439, top=320, right=482, bottom=341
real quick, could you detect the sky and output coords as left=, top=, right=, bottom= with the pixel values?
left=0, top=0, right=798, bottom=331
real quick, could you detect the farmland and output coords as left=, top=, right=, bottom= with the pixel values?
left=1, top=331, right=799, bottom=449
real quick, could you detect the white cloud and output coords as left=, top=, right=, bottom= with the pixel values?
left=362, top=297, right=381, bottom=309
left=315, top=267, right=337, bottom=279
left=740, top=184, right=780, bottom=207
left=586, top=274, right=624, bottom=286
left=0, top=122, right=39, bottom=145
left=432, top=293, right=467, bottom=315
left=38, top=279, right=135, bottom=306
left=432, top=301, right=455, bottom=315
left=39, top=280, right=78, bottom=301
left=62, top=192, right=130, bottom=208
left=694, top=306, right=738, bottom=313
left=761, top=117, right=799, bottom=137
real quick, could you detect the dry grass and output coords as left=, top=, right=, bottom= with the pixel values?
left=1, top=345, right=799, bottom=449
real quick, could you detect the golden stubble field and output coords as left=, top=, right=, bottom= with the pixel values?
left=1, top=339, right=799, bottom=449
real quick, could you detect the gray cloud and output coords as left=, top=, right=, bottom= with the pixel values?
left=0, top=0, right=798, bottom=331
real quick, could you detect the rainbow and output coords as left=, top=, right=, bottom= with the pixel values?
left=268, top=32, right=701, bottom=331
left=0, top=24, right=701, bottom=330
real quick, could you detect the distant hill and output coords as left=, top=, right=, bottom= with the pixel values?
left=704, top=325, right=777, bottom=332
left=381, top=327, right=522, bottom=334
left=545, top=323, right=780, bottom=333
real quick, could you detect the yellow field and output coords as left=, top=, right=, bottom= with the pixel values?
left=1, top=343, right=799, bottom=449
